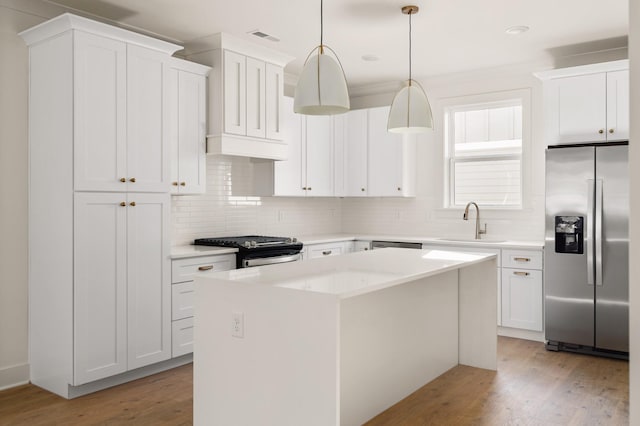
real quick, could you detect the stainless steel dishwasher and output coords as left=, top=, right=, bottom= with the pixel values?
left=371, top=241, right=423, bottom=250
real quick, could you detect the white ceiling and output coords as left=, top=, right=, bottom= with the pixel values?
left=44, top=0, right=628, bottom=88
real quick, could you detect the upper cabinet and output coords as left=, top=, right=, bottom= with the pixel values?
left=536, top=60, right=629, bottom=145
left=344, top=106, right=416, bottom=197
left=254, top=97, right=338, bottom=197
left=165, top=58, right=211, bottom=195
left=22, top=14, right=184, bottom=193
left=185, top=34, right=293, bottom=160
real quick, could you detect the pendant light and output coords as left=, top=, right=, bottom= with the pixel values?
left=294, top=0, right=350, bottom=115
left=387, top=5, right=433, bottom=133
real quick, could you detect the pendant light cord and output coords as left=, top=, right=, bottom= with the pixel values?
left=320, top=0, right=324, bottom=52
left=408, top=9, right=412, bottom=85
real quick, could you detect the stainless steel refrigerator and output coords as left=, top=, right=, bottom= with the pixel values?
left=544, top=142, right=628, bottom=357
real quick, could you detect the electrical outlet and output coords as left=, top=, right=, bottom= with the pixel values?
left=231, top=312, right=244, bottom=338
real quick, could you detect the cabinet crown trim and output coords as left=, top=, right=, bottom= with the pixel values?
left=19, top=13, right=182, bottom=55
left=534, top=59, right=628, bottom=81
left=183, top=33, right=294, bottom=67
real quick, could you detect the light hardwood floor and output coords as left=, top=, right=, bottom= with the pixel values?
left=0, top=337, right=628, bottom=425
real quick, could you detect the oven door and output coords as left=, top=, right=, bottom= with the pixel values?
left=242, top=253, right=302, bottom=268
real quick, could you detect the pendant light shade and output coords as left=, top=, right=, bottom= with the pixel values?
left=388, top=80, right=433, bottom=133
left=294, top=0, right=350, bottom=115
left=387, top=5, right=433, bottom=133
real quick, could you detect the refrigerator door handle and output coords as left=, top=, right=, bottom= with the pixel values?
left=595, top=179, right=604, bottom=286
left=587, top=179, right=595, bottom=286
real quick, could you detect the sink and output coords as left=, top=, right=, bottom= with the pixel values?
left=435, top=238, right=506, bottom=244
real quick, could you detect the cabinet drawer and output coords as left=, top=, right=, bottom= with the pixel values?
left=502, top=250, right=542, bottom=270
left=172, top=281, right=194, bottom=320
left=172, top=317, right=194, bottom=357
left=307, top=242, right=345, bottom=259
left=171, top=254, right=235, bottom=283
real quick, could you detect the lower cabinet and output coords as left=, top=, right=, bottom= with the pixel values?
left=305, top=241, right=348, bottom=259
left=74, top=192, right=171, bottom=384
left=501, top=249, right=543, bottom=331
left=170, top=254, right=235, bottom=356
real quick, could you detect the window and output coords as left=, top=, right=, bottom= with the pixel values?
left=445, top=98, right=524, bottom=208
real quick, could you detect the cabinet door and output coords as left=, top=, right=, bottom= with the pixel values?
left=246, top=57, right=266, bottom=138
left=74, top=193, right=127, bottom=384
left=345, top=109, right=368, bottom=196
left=73, top=32, right=127, bottom=192
left=127, top=45, right=169, bottom=193
left=265, top=63, right=284, bottom=140
left=606, top=70, right=629, bottom=141
left=552, top=73, right=607, bottom=144
left=274, top=97, right=306, bottom=196
left=223, top=50, right=246, bottom=136
left=304, top=115, right=334, bottom=196
left=368, top=106, right=404, bottom=196
left=127, top=193, right=171, bottom=369
left=177, top=70, right=207, bottom=194
left=501, top=268, right=543, bottom=331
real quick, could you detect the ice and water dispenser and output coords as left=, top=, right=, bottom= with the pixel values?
left=555, top=216, right=584, bottom=254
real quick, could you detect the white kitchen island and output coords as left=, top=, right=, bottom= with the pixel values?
left=193, top=248, right=497, bottom=426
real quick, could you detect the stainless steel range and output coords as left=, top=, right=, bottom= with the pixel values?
left=194, top=236, right=303, bottom=268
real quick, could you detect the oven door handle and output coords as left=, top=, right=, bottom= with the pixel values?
left=243, top=253, right=302, bottom=268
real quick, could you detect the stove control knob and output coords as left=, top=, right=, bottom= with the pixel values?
left=292, top=237, right=298, bottom=243
left=250, top=241, right=257, bottom=248
left=244, top=241, right=252, bottom=248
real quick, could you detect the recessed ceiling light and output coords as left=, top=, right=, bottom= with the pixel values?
left=362, top=54, right=379, bottom=62
left=505, top=25, right=530, bottom=35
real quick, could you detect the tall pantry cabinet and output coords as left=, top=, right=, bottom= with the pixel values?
left=20, top=14, right=204, bottom=398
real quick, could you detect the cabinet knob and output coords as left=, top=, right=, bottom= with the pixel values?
left=129, top=201, right=136, bottom=207
left=598, top=129, right=604, bottom=134
left=397, top=187, right=402, bottom=191
left=129, top=177, right=136, bottom=183
left=322, top=250, right=332, bottom=256
left=172, top=182, right=179, bottom=186
left=308, top=187, right=312, bottom=191
left=513, top=271, right=530, bottom=277
left=180, top=182, right=186, bottom=186
left=302, top=187, right=307, bottom=190
left=361, top=188, right=365, bottom=192
left=120, top=202, right=126, bottom=207
left=609, top=129, right=615, bottom=134
left=120, top=178, right=126, bottom=183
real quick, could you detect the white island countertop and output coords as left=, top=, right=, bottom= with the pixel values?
left=198, top=247, right=496, bottom=299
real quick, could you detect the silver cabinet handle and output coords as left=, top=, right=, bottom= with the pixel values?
left=513, top=257, right=531, bottom=262
left=322, top=250, right=332, bottom=255
left=198, top=265, right=214, bottom=271
left=513, top=271, right=530, bottom=277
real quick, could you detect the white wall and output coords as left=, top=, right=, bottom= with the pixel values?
left=0, top=0, right=68, bottom=391
left=629, top=0, right=638, bottom=422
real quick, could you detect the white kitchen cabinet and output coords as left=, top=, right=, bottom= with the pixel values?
left=170, top=254, right=236, bottom=356
left=74, top=192, right=171, bottom=383
left=343, top=106, right=416, bottom=197
left=166, top=58, right=210, bottom=195
left=255, top=97, right=340, bottom=197
left=305, top=241, right=348, bottom=259
left=536, top=60, right=629, bottom=145
left=187, top=35, right=293, bottom=160
left=74, top=32, right=171, bottom=193
left=501, top=249, right=543, bottom=331
left=304, top=115, right=335, bottom=196
left=22, top=13, right=188, bottom=399
left=354, top=240, right=372, bottom=251
left=345, top=109, right=369, bottom=196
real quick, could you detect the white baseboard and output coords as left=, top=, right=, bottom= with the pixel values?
left=0, top=363, right=30, bottom=391
left=498, top=326, right=545, bottom=342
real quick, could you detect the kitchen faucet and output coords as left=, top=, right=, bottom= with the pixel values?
left=463, top=202, right=487, bottom=240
